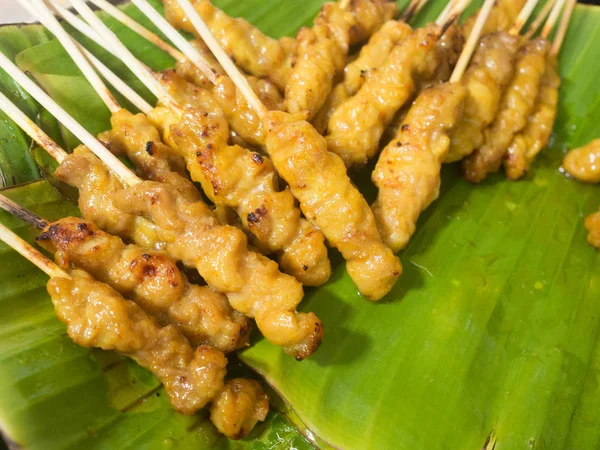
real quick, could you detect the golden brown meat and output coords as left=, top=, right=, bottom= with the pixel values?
left=166, top=108, right=331, bottom=286
left=263, top=111, right=402, bottom=300
left=210, top=378, right=269, bottom=439
left=326, top=24, right=442, bottom=167
left=174, top=39, right=225, bottom=89
left=164, top=66, right=283, bottom=148
left=445, top=32, right=520, bottom=163
left=100, top=109, right=201, bottom=203
left=372, top=82, right=467, bottom=252
left=312, top=20, right=412, bottom=133
left=562, top=138, right=600, bottom=184
left=163, top=0, right=296, bottom=90
left=462, top=38, right=550, bottom=183
left=504, top=56, right=560, bottom=179
left=47, top=269, right=228, bottom=416
left=585, top=210, right=600, bottom=250
left=37, top=217, right=249, bottom=353
left=112, top=180, right=323, bottom=359
left=54, top=146, right=159, bottom=249
left=345, top=0, right=398, bottom=45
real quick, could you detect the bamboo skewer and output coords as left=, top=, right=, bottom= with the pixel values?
left=19, top=0, right=121, bottom=114
left=450, top=0, right=496, bottom=82
left=0, top=194, right=48, bottom=230
left=0, top=52, right=139, bottom=186
left=0, top=90, right=67, bottom=163
left=173, top=0, right=268, bottom=118
left=0, top=221, right=68, bottom=279
left=128, top=0, right=217, bottom=84
left=401, top=0, right=425, bottom=21
left=541, top=0, right=567, bottom=38
left=88, top=0, right=186, bottom=62
left=524, top=0, right=557, bottom=38
left=510, top=0, right=542, bottom=35
left=67, top=0, right=179, bottom=108
left=551, top=0, right=575, bottom=55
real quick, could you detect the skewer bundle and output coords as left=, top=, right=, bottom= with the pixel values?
left=0, top=0, right=576, bottom=439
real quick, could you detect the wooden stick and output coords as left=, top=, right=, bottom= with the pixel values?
left=68, top=0, right=177, bottom=106
left=48, top=1, right=154, bottom=113
left=34, top=0, right=152, bottom=114
left=88, top=0, right=186, bottom=62
left=414, top=0, right=431, bottom=16
left=0, top=50, right=139, bottom=186
left=0, top=90, right=67, bottom=163
left=174, top=0, right=268, bottom=118
left=450, top=0, right=495, bottom=82
left=551, top=0, right=575, bottom=55
left=436, top=0, right=470, bottom=27
left=79, top=44, right=153, bottom=114
left=129, top=0, right=217, bottom=84
left=510, top=0, right=541, bottom=35
left=20, top=0, right=122, bottom=113
left=435, top=0, right=454, bottom=25
left=0, top=221, right=69, bottom=279
left=541, top=0, right=566, bottom=38
left=0, top=194, right=48, bottom=230
left=401, top=0, right=423, bottom=21
left=524, top=0, right=556, bottom=39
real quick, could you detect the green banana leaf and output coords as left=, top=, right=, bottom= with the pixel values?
left=0, top=0, right=599, bottom=449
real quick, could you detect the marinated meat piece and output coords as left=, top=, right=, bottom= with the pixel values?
left=54, top=146, right=159, bottom=249
left=562, top=138, right=600, bottom=184
left=372, top=82, right=467, bottom=252
left=463, top=38, right=550, bottom=183
left=326, top=24, right=442, bottom=167
left=585, top=210, right=600, bottom=250
left=113, top=180, right=323, bottom=359
left=100, top=109, right=201, bottom=202
left=37, top=217, right=249, bottom=352
left=264, top=111, right=402, bottom=300
left=283, top=2, right=354, bottom=118
left=504, top=56, right=560, bottom=179
left=210, top=378, right=269, bottom=439
left=445, top=32, right=520, bottom=162
left=163, top=0, right=296, bottom=90
left=167, top=108, right=331, bottom=286
left=312, top=20, right=412, bottom=133
left=47, top=269, right=227, bottom=415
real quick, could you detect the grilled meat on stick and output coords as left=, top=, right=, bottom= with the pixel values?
left=462, top=37, right=551, bottom=182
left=0, top=29, right=322, bottom=362
left=0, top=224, right=267, bottom=438
left=313, top=19, right=413, bottom=133
left=283, top=0, right=397, bottom=119
left=162, top=0, right=396, bottom=92
left=69, top=0, right=332, bottom=286
left=0, top=94, right=249, bottom=354
left=174, top=0, right=402, bottom=300
left=372, top=0, right=502, bottom=252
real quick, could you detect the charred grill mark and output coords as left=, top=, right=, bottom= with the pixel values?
left=252, top=153, right=264, bottom=164
left=145, top=141, right=154, bottom=156
left=36, top=221, right=96, bottom=247
left=247, top=206, right=267, bottom=225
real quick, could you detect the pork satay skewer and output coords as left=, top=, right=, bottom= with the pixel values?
left=1, top=45, right=322, bottom=361
left=372, top=0, right=497, bottom=252
left=173, top=0, right=402, bottom=301
left=504, top=0, right=573, bottom=179
left=282, top=0, right=398, bottom=119
left=462, top=0, right=566, bottom=182
left=443, top=0, right=541, bottom=163
left=49, top=0, right=331, bottom=287
left=524, top=0, right=557, bottom=39
left=324, top=0, right=471, bottom=167
left=312, top=0, right=429, bottom=133
left=0, top=220, right=268, bottom=438
left=0, top=190, right=249, bottom=353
